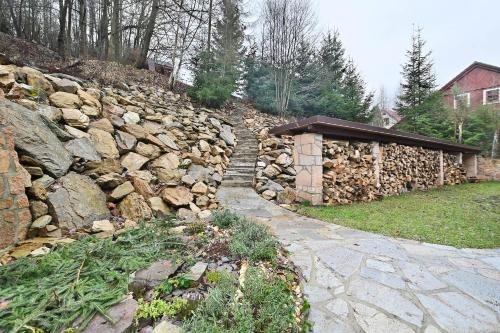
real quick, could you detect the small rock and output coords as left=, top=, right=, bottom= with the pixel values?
left=119, top=192, right=153, bottom=220
left=132, top=260, right=181, bottom=289
left=49, top=91, right=82, bottom=108
left=31, top=215, right=52, bottom=229
left=153, top=320, right=182, bottom=333
left=123, top=111, right=141, bottom=124
left=191, top=182, right=208, bottom=195
left=110, top=181, right=135, bottom=201
left=120, top=152, right=149, bottom=171
left=92, top=220, right=115, bottom=233
left=148, top=197, right=170, bottom=216
left=262, top=190, right=276, bottom=200
left=96, top=172, right=126, bottom=190
left=161, top=186, right=193, bottom=207
left=185, top=262, right=208, bottom=281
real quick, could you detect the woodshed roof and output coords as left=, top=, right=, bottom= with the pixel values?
left=269, top=115, right=481, bottom=153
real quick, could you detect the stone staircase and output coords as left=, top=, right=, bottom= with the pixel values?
left=221, top=108, right=258, bottom=187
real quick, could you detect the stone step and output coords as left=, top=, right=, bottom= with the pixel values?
left=225, top=171, right=255, bottom=178
left=220, top=179, right=254, bottom=187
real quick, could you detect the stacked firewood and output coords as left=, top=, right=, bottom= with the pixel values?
left=322, top=140, right=377, bottom=205
left=380, top=143, right=440, bottom=195
left=443, top=153, right=467, bottom=185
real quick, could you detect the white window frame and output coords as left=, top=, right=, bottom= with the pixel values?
left=453, top=92, right=470, bottom=109
left=483, top=87, right=500, bottom=105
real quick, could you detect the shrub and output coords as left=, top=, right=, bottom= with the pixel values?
left=229, top=219, right=277, bottom=262
left=212, top=210, right=241, bottom=229
left=184, top=268, right=298, bottom=333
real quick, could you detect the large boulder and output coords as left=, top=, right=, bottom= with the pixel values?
left=0, top=100, right=72, bottom=177
left=47, top=172, right=110, bottom=232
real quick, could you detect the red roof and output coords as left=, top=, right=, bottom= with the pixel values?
left=440, top=62, right=500, bottom=91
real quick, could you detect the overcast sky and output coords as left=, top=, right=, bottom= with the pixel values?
left=247, top=0, right=500, bottom=106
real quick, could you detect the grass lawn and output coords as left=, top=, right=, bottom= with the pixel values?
left=298, top=182, right=500, bottom=249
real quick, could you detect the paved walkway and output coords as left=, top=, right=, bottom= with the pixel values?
left=217, top=187, right=500, bottom=333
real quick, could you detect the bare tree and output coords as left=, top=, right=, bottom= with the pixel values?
left=57, top=0, right=69, bottom=57
left=261, top=0, right=315, bottom=117
left=78, top=0, right=87, bottom=57
left=136, top=0, right=159, bottom=68
left=450, top=85, right=471, bottom=144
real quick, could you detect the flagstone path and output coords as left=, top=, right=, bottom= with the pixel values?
left=217, top=187, right=500, bottom=333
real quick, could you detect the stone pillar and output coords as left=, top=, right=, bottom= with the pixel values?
left=438, top=150, right=444, bottom=186
left=463, top=154, right=477, bottom=178
left=293, top=133, right=323, bottom=205
left=456, top=152, right=463, bottom=164
left=0, top=126, right=32, bottom=249
left=371, top=142, right=381, bottom=189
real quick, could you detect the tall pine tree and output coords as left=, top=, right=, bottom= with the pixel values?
left=396, top=27, right=436, bottom=130
left=190, top=0, right=244, bottom=107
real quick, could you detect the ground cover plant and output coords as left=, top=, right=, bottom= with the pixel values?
left=298, top=182, right=500, bottom=248
left=0, top=219, right=183, bottom=333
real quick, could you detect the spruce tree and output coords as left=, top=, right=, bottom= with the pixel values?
left=319, top=30, right=345, bottom=90
left=190, top=0, right=244, bottom=107
left=396, top=27, right=436, bottom=129
left=341, top=59, right=374, bottom=122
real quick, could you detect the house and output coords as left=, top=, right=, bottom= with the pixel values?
left=380, top=108, right=402, bottom=128
left=440, top=62, right=500, bottom=109
left=371, top=108, right=402, bottom=129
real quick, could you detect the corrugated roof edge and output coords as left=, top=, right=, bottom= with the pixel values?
left=269, top=115, right=481, bottom=154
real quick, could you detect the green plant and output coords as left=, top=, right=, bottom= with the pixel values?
left=135, top=297, right=188, bottom=322
left=0, top=219, right=183, bottom=332
left=206, top=271, right=223, bottom=284
left=156, top=276, right=192, bottom=295
left=184, top=268, right=300, bottom=333
left=212, top=210, right=241, bottom=229
left=229, top=219, right=277, bottom=261
left=186, top=222, right=205, bottom=235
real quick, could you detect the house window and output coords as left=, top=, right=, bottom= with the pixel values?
left=453, top=92, right=470, bottom=109
left=483, top=87, right=500, bottom=104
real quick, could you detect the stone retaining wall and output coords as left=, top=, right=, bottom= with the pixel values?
left=0, top=126, right=31, bottom=248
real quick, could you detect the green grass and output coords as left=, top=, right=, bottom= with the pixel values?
left=0, top=219, right=183, bottom=333
left=298, top=182, right=500, bottom=249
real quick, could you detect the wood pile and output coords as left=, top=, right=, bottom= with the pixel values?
left=323, top=140, right=377, bottom=205
left=380, top=143, right=440, bottom=195
left=443, top=153, right=467, bottom=185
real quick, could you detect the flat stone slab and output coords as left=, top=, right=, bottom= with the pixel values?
left=216, top=179, right=500, bottom=333
left=417, top=292, right=498, bottom=332
left=80, top=298, right=137, bottom=333
left=131, top=259, right=181, bottom=289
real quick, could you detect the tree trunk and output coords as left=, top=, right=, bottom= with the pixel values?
left=110, top=0, right=121, bottom=60
left=135, top=0, right=159, bottom=69
left=207, top=0, right=212, bottom=52
left=457, top=122, right=463, bottom=144
left=99, top=0, right=109, bottom=60
left=492, top=128, right=499, bottom=159
left=78, top=0, right=87, bottom=57
left=57, top=0, right=69, bottom=57
left=66, top=0, right=74, bottom=57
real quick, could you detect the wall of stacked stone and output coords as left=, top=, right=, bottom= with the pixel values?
left=323, top=139, right=377, bottom=205
left=0, top=127, right=32, bottom=249
left=443, top=152, right=467, bottom=185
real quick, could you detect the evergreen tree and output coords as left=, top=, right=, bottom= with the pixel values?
left=319, top=30, right=345, bottom=90
left=340, top=59, right=374, bottom=122
left=243, top=42, right=276, bottom=113
left=396, top=27, right=436, bottom=130
left=190, top=0, right=244, bottom=107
